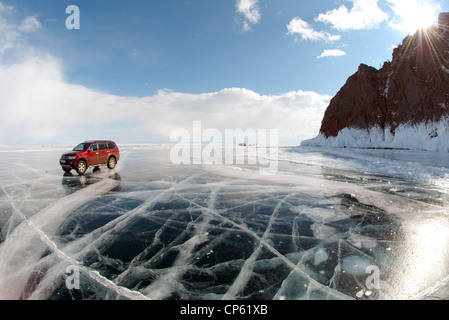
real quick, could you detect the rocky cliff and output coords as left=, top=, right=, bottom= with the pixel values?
left=303, top=13, right=449, bottom=152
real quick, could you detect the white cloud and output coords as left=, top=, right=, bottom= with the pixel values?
left=316, top=0, right=388, bottom=30
left=19, top=16, right=42, bottom=33
left=0, top=4, right=41, bottom=54
left=0, top=2, right=13, bottom=12
left=236, top=0, right=261, bottom=31
left=317, top=49, right=347, bottom=59
left=0, top=57, right=331, bottom=145
left=0, top=12, right=19, bottom=54
left=287, top=17, right=341, bottom=42
left=0, top=24, right=16, bottom=53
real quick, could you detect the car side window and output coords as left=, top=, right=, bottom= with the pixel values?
left=89, top=143, right=99, bottom=152
left=99, top=143, right=107, bottom=150
left=108, top=143, right=115, bottom=149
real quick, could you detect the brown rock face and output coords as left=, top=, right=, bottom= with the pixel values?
left=319, top=13, right=449, bottom=139
left=440, top=12, right=449, bottom=32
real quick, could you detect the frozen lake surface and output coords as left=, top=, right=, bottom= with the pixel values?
left=1, top=144, right=449, bottom=300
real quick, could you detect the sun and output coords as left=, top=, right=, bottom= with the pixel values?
left=408, top=4, right=438, bottom=31
left=389, top=0, right=439, bottom=34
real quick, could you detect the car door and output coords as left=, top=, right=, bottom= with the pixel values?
left=87, top=143, right=101, bottom=166
left=98, top=142, right=109, bottom=164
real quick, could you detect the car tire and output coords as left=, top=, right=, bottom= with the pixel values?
left=107, top=156, right=116, bottom=169
left=62, top=167, right=71, bottom=173
left=76, top=160, right=87, bottom=175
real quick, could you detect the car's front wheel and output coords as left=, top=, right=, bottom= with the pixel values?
left=107, top=156, right=116, bottom=169
left=76, top=160, right=87, bottom=175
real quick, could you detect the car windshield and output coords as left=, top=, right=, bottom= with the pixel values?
left=72, top=143, right=90, bottom=152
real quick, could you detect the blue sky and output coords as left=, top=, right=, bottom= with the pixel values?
left=0, top=0, right=447, bottom=145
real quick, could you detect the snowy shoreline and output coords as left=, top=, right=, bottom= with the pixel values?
left=301, top=118, right=449, bottom=153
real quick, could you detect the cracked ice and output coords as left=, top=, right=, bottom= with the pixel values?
left=1, top=145, right=449, bottom=300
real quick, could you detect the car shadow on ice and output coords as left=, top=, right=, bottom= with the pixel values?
left=61, top=168, right=122, bottom=194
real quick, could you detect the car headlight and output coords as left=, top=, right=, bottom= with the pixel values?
left=67, top=156, right=76, bottom=160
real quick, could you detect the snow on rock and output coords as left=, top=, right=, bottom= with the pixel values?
left=302, top=117, right=449, bottom=152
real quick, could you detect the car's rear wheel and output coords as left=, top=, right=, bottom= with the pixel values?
left=76, top=160, right=87, bottom=175
left=107, top=156, right=116, bottom=169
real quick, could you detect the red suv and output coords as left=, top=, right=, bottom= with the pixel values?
left=60, top=140, right=120, bottom=175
